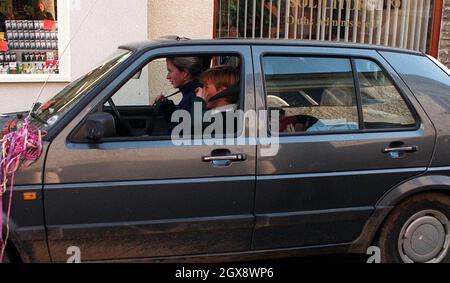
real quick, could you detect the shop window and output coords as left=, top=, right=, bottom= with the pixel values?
left=215, top=0, right=438, bottom=54
left=0, top=0, right=69, bottom=82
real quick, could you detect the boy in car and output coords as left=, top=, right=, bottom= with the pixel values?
left=192, top=65, right=240, bottom=137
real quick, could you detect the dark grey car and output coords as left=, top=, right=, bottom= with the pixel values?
left=1, top=39, right=449, bottom=263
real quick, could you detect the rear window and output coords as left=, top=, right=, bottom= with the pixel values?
left=380, top=52, right=450, bottom=114
left=380, top=52, right=450, bottom=87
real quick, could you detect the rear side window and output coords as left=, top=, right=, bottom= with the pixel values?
left=355, top=59, right=416, bottom=129
left=381, top=52, right=450, bottom=85
left=263, top=56, right=359, bottom=134
left=380, top=52, right=450, bottom=111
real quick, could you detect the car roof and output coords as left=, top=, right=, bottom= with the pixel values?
left=119, top=38, right=424, bottom=56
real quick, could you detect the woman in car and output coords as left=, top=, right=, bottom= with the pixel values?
left=154, top=56, right=203, bottom=124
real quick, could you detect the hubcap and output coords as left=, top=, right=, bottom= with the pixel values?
left=398, top=210, right=450, bottom=263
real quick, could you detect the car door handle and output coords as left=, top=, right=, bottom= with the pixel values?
left=202, top=154, right=247, bottom=162
left=382, top=146, right=419, bottom=154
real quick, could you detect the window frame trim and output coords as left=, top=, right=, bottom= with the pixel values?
left=351, top=58, right=365, bottom=131
left=68, top=48, right=250, bottom=144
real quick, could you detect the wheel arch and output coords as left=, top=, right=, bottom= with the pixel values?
left=2, top=219, right=25, bottom=263
left=376, top=175, right=450, bottom=207
left=349, top=175, right=450, bottom=254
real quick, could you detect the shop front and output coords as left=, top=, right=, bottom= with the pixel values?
left=0, top=0, right=447, bottom=115
left=214, top=0, right=445, bottom=57
left=0, top=0, right=147, bottom=114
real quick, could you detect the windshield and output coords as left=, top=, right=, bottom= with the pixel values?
left=30, top=49, right=133, bottom=130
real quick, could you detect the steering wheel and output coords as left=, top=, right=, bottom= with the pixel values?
left=108, top=98, right=133, bottom=136
left=147, top=99, right=163, bottom=135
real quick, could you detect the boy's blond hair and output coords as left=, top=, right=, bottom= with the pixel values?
left=200, top=65, right=240, bottom=91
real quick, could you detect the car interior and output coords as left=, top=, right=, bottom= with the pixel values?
left=267, top=74, right=417, bottom=133
left=73, top=55, right=242, bottom=141
left=266, top=72, right=359, bottom=134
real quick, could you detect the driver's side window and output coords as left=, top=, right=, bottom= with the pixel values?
left=98, top=54, right=243, bottom=139
left=111, top=59, right=177, bottom=107
left=102, top=58, right=178, bottom=137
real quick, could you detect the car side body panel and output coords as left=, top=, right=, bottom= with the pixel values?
left=252, top=46, right=436, bottom=250
left=2, top=142, right=51, bottom=263
left=42, top=45, right=258, bottom=262
left=377, top=171, right=450, bottom=207
left=380, top=52, right=450, bottom=168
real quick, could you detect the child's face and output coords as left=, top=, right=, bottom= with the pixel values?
left=203, top=80, right=225, bottom=102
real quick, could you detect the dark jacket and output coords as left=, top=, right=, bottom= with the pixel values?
left=190, top=97, right=239, bottom=139
left=160, top=80, right=202, bottom=131
left=0, top=13, right=6, bottom=32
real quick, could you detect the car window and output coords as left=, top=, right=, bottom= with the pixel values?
left=99, top=54, right=243, bottom=139
left=111, top=58, right=175, bottom=107
left=31, top=49, right=132, bottom=131
left=355, top=59, right=417, bottom=129
left=263, top=56, right=359, bottom=134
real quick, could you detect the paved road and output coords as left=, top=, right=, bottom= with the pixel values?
left=251, top=254, right=369, bottom=264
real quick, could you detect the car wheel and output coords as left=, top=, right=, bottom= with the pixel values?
left=378, top=192, right=450, bottom=263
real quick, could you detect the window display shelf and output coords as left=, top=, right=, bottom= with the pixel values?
left=0, top=73, right=70, bottom=83
left=0, top=0, right=70, bottom=83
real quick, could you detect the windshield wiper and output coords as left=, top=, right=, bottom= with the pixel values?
left=29, top=112, right=48, bottom=125
left=29, top=103, right=48, bottom=125
left=32, top=102, right=42, bottom=113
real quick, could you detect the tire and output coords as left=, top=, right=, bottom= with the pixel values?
left=378, top=192, right=450, bottom=263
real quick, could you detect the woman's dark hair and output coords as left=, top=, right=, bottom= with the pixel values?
left=166, top=57, right=202, bottom=80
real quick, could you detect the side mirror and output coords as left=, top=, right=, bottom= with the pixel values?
left=85, top=112, right=116, bottom=140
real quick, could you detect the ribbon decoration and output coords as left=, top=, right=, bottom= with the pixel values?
left=0, top=119, right=43, bottom=263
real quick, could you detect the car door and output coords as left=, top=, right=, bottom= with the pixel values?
left=43, top=45, right=257, bottom=262
left=252, top=45, right=436, bottom=250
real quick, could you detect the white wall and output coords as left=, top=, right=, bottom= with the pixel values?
left=147, top=0, right=214, bottom=102
left=148, top=0, right=214, bottom=40
left=0, top=0, right=148, bottom=114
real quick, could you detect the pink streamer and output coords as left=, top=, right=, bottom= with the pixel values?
left=0, top=118, right=43, bottom=263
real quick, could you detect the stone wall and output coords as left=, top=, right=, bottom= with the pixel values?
left=439, top=0, right=450, bottom=68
